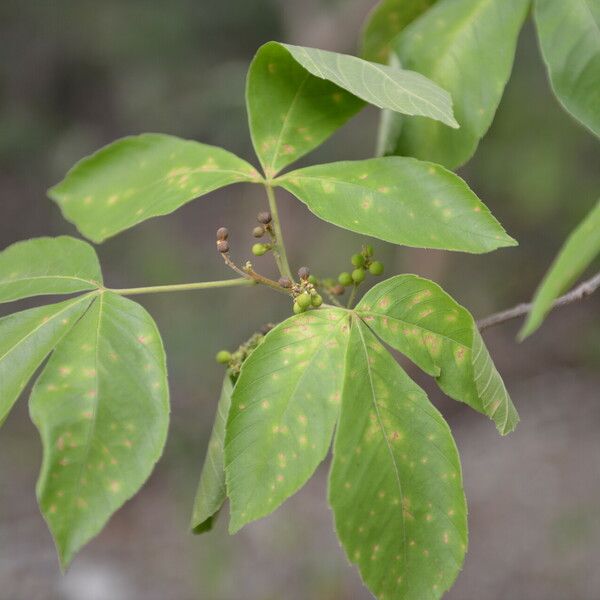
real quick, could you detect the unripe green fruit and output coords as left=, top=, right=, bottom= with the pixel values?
left=338, top=272, right=353, bottom=286
left=311, top=293, right=323, bottom=307
left=252, top=243, right=269, bottom=256
left=351, top=253, right=365, bottom=267
left=364, top=244, right=374, bottom=257
left=296, top=292, right=312, bottom=309
left=352, top=268, right=366, bottom=283
left=369, top=261, right=384, bottom=276
left=308, top=275, right=318, bottom=285
left=293, top=302, right=304, bottom=314
left=216, top=350, right=231, bottom=364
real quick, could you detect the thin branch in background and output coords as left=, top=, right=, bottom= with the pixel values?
left=477, top=271, right=600, bottom=331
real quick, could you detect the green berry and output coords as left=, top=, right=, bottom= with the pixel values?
left=296, top=292, right=312, bottom=309
left=311, top=294, right=323, bottom=307
left=308, top=275, right=318, bottom=285
left=369, top=261, right=384, bottom=276
left=293, top=302, right=304, bottom=314
left=364, top=244, right=374, bottom=257
left=338, top=272, right=353, bottom=286
left=351, top=253, right=365, bottom=267
left=252, top=243, right=269, bottom=256
left=352, top=268, right=366, bottom=283
left=216, top=350, right=231, bottom=364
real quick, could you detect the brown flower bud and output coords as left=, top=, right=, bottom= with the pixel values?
left=298, top=266, right=310, bottom=280
left=331, top=284, right=345, bottom=296
left=257, top=211, right=272, bottom=224
left=216, top=239, right=229, bottom=253
left=216, top=227, right=229, bottom=240
left=252, top=226, right=265, bottom=238
left=278, top=277, right=292, bottom=288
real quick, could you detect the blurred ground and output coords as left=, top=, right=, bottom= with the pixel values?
left=0, top=1, right=599, bottom=599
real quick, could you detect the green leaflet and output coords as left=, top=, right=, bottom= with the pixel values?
left=534, top=0, right=600, bottom=137
left=30, top=292, right=169, bottom=568
left=281, top=44, right=458, bottom=129
left=49, top=133, right=262, bottom=243
left=357, top=275, right=519, bottom=435
left=246, top=42, right=364, bottom=177
left=329, top=318, right=467, bottom=600
left=360, top=0, right=437, bottom=64
left=225, top=308, right=350, bottom=533
left=520, top=199, right=600, bottom=339
left=381, top=0, right=530, bottom=169
left=276, top=157, right=517, bottom=253
left=0, top=295, right=94, bottom=426
left=0, top=237, right=102, bottom=303
left=191, top=375, right=233, bottom=534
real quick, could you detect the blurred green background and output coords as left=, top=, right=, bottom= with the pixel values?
left=0, top=1, right=599, bottom=599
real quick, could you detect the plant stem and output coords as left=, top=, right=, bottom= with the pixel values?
left=108, top=278, right=255, bottom=296
left=477, top=271, right=600, bottom=330
left=264, top=184, right=293, bottom=280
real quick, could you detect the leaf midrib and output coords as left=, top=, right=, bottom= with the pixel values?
left=354, top=319, right=407, bottom=572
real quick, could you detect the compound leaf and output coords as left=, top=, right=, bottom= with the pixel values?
left=191, top=375, right=233, bottom=534
left=281, top=43, right=458, bottom=129
left=534, top=0, right=600, bottom=137
left=0, top=295, right=94, bottom=427
left=360, top=0, right=437, bottom=64
left=357, top=275, right=519, bottom=435
left=276, top=157, right=516, bottom=253
left=247, top=42, right=364, bottom=177
left=0, top=237, right=102, bottom=304
left=49, top=133, right=262, bottom=243
left=225, top=308, right=350, bottom=533
left=30, top=292, right=169, bottom=568
left=382, top=0, right=530, bottom=168
left=520, top=199, right=600, bottom=339
left=329, top=318, right=467, bottom=600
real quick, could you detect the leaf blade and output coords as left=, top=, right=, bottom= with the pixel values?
left=49, top=133, right=262, bottom=243
left=30, top=292, right=169, bottom=567
left=382, top=0, right=530, bottom=168
left=225, top=308, right=350, bottom=533
left=191, top=375, right=233, bottom=534
left=534, top=0, right=600, bottom=137
left=247, top=42, right=364, bottom=177
left=520, top=199, right=600, bottom=338
left=0, top=295, right=94, bottom=426
left=357, top=275, right=519, bottom=435
left=282, top=43, right=458, bottom=129
left=277, top=157, right=516, bottom=253
left=360, top=0, right=437, bottom=64
left=0, top=237, right=102, bottom=303
left=329, top=318, right=467, bottom=599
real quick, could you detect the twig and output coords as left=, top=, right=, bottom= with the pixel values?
left=476, top=271, right=600, bottom=331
